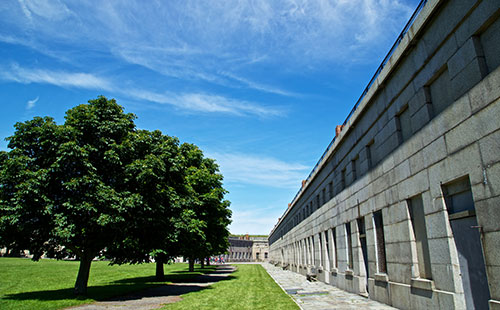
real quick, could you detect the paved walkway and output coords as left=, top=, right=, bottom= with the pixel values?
left=66, top=265, right=236, bottom=310
left=261, top=263, right=396, bottom=310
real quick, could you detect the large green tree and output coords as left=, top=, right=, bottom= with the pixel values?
left=105, top=129, right=185, bottom=280
left=0, top=97, right=139, bottom=295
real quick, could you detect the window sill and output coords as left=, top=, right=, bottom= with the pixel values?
left=374, top=273, right=388, bottom=282
left=411, top=278, right=434, bottom=291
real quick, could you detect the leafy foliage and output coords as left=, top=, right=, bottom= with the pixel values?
left=0, top=96, right=231, bottom=294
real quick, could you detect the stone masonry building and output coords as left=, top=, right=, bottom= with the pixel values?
left=268, top=0, right=500, bottom=309
left=225, top=235, right=269, bottom=262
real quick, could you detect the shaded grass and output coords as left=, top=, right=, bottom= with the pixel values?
left=0, top=257, right=214, bottom=310
left=163, top=264, right=299, bottom=310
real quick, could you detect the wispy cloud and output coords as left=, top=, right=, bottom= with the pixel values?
left=127, top=89, right=284, bottom=117
left=0, top=63, right=282, bottom=117
left=208, top=151, right=309, bottom=188
left=229, top=206, right=284, bottom=234
left=220, top=71, right=299, bottom=97
left=0, top=63, right=114, bottom=90
left=26, top=96, right=38, bottom=109
left=1, top=0, right=415, bottom=92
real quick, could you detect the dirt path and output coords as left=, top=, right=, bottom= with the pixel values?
left=65, top=265, right=236, bottom=310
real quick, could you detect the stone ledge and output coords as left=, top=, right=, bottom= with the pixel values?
left=411, top=278, right=435, bottom=291
left=331, top=268, right=338, bottom=276
left=374, top=273, right=389, bottom=282
left=345, top=269, right=354, bottom=276
left=489, top=299, right=500, bottom=310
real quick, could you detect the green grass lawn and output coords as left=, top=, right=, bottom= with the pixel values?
left=0, top=257, right=214, bottom=310
left=163, top=264, right=299, bottom=310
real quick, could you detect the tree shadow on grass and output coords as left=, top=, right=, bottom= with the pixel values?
left=2, top=269, right=236, bottom=303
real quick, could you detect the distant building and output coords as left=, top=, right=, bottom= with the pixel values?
left=225, top=235, right=269, bottom=262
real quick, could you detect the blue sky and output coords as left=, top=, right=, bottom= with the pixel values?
left=0, top=0, right=420, bottom=234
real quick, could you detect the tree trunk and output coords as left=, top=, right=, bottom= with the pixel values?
left=206, top=257, right=210, bottom=266
left=74, top=254, right=93, bottom=295
left=156, top=259, right=164, bottom=281
left=188, top=259, right=194, bottom=272
left=201, top=258, right=205, bottom=269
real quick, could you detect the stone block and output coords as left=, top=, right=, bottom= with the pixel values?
left=378, top=133, right=400, bottom=162
left=398, top=169, right=429, bottom=200
left=438, top=290, right=465, bottom=310
left=425, top=211, right=452, bottom=239
left=451, top=57, right=488, bottom=102
left=475, top=198, right=500, bottom=233
left=386, top=241, right=413, bottom=264
left=483, top=231, right=500, bottom=268
left=431, top=262, right=463, bottom=292
left=455, top=0, right=500, bottom=47
left=410, top=103, right=432, bottom=134
left=387, top=262, right=412, bottom=284
left=468, top=66, right=500, bottom=113
left=427, top=160, right=447, bottom=199
left=448, top=36, right=485, bottom=79
left=486, top=265, right=500, bottom=301
left=392, top=159, right=411, bottom=185
left=446, top=143, right=483, bottom=186
left=409, top=287, right=439, bottom=309
left=422, top=135, right=447, bottom=167
left=421, top=0, right=475, bottom=54
left=428, top=237, right=455, bottom=265
left=481, top=13, right=500, bottom=73
left=390, top=282, right=411, bottom=310
left=408, top=87, right=429, bottom=116
left=490, top=299, right=500, bottom=310
left=372, top=278, right=391, bottom=305
left=479, top=129, right=500, bottom=166
left=409, top=150, right=425, bottom=175
left=382, top=187, right=395, bottom=207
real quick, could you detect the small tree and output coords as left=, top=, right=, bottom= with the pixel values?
left=176, top=143, right=232, bottom=271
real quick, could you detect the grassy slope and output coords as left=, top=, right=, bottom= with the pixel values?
left=0, top=257, right=213, bottom=310
left=163, top=264, right=299, bottom=310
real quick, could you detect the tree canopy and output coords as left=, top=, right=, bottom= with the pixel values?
left=0, top=96, right=231, bottom=294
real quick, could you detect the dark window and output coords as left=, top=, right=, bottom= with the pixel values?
left=341, top=168, right=346, bottom=190
left=374, top=210, right=387, bottom=273
left=324, top=231, right=330, bottom=269
left=351, top=158, right=357, bottom=182
left=396, top=106, right=412, bottom=143
left=329, top=181, right=334, bottom=199
left=332, top=227, right=338, bottom=268
left=346, top=222, right=353, bottom=270
left=366, top=140, right=374, bottom=169
left=408, top=195, right=432, bottom=279
left=429, top=68, right=452, bottom=116
left=442, top=176, right=475, bottom=215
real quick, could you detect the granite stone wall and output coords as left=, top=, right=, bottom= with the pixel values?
left=269, top=0, right=500, bottom=309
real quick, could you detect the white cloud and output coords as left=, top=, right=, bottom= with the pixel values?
left=1, top=63, right=114, bottom=90
left=127, top=89, right=284, bottom=117
left=26, top=96, right=38, bottom=109
left=0, top=64, right=282, bottom=117
left=18, top=0, right=71, bottom=21
left=229, top=205, right=285, bottom=234
left=1, top=0, right=415, bottom=92
left=208, top=151, right=309, bottom=188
